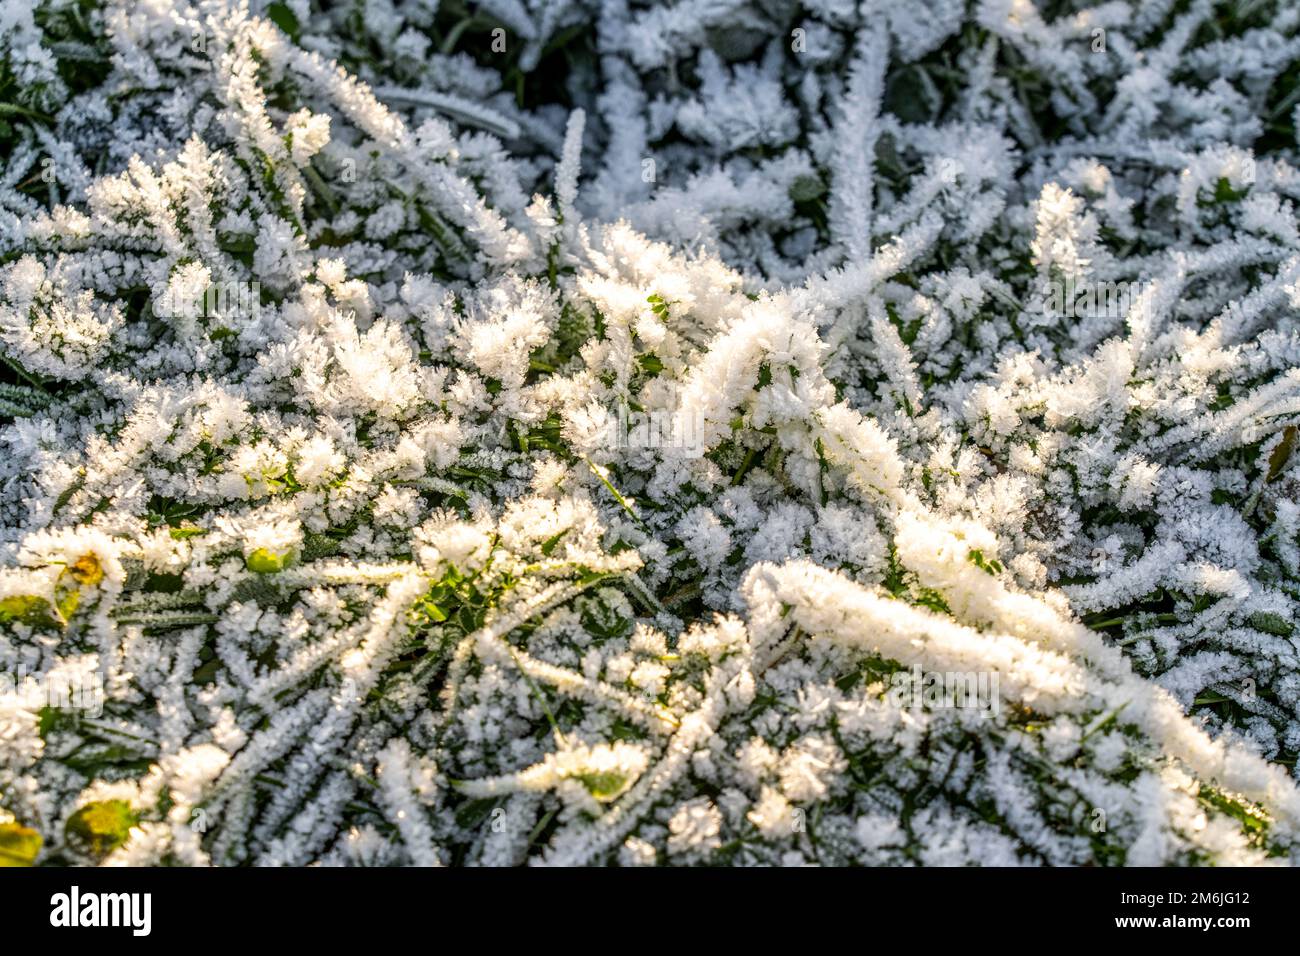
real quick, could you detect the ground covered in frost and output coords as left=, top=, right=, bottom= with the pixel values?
left=3, top=0, right=1300, bottom=866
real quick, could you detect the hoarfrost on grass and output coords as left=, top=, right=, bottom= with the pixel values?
left=2, top=0, right=1300, bottom=866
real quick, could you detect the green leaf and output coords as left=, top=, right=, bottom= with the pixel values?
left=0, top=593, right=50, bottom=624
left=645, top=293, right=673, bottom=318
left=1266, top=425, right=1296, bottom=482
left=54, top=581, right=80, bottom=620
left=37, top=706, right=58, bottom=738
left=788, top=174, right=825, bottom=202
left=0, top=101, right=52, bottom=121
left=246, top=547, right=296, bottom=573
left=967, top=548, right=1003, bottom=576
left=65, top=800, right=139, bottom=859
left=1212, top=176, right=1250, bottom=204
left=454, top=797, right=497, bottom=829
left=1247, top=611, right=1294, bottom=637
left=576, top=771, right=631, bottom=802
left=540, top=528, right=569, bottom=557
left=265, top=2, right=301, bottom=38
left=414, top=589, right=448, bottom=624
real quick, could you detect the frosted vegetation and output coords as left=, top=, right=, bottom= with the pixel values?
left=2, top=0, right=1300, bottom=866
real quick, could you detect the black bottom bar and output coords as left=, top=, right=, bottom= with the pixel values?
left=0, top=866, right=1281, bottom=943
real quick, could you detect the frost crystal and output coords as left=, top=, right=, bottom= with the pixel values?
left=3, top=0, right=1300, bottom=866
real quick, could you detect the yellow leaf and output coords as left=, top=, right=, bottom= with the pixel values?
left=67, top=553, right=104, bottom=586
left=0, top=823, right=43, bottom=867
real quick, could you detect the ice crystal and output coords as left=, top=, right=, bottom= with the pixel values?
left=2, top=0, right=1300, bottom=866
